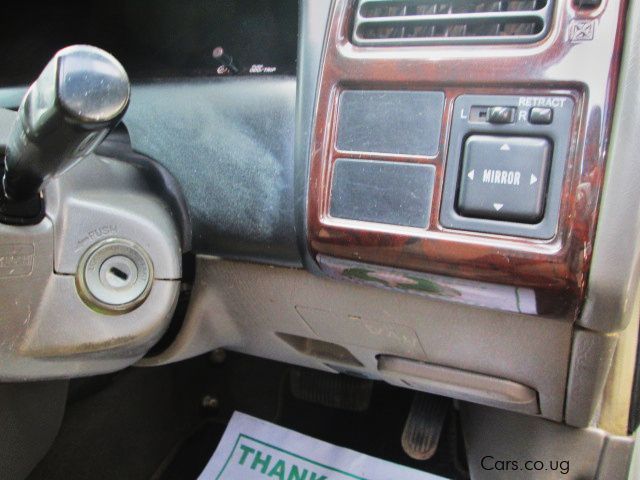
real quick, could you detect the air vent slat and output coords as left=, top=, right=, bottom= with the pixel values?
left=353, top=0, right=553, bottom=46
left=357, top=10, right=544, bottom=25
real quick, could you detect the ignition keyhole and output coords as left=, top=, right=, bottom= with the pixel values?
left=110, top=267, right=129, bottom=281
left=77, top=239, right=153, bottom=313
left=99, top=255, right=138, bottom=290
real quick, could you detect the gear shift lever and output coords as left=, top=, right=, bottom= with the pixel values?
left=1, top=45, right=130, bottom=220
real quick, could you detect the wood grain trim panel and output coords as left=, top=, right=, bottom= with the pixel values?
left=307, top=0, right=627, bottom=318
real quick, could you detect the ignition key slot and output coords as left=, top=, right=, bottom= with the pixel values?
left=77, top=238, right=153, bottom=314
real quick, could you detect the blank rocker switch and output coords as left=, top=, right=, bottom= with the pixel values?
left=529, top=107, right=554, bottom=125
left=456, top=135, right=552, bottom=223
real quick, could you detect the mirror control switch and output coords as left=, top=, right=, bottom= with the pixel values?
left=456, top=135, right=552, bottom=223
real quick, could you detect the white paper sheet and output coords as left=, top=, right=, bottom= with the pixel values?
left=198, top=411, right=448, bottom=480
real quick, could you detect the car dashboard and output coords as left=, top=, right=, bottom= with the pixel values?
left=1, top=1, right=640, bottom=479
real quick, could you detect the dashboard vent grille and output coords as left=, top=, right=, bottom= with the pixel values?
left=352, top=0, right=554, bottom=46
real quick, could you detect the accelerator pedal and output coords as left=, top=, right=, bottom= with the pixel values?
left=401, top=392, right=451, bottom=460
left=289, top=368, right=373, bottom=412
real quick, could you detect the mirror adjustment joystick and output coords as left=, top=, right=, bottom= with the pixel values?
left=1, top=45, right=130, bottom=223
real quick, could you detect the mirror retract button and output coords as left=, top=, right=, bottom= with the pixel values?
left=456, top=135, right=552, bottom=223
left=529, top=107, right=554, bottom=125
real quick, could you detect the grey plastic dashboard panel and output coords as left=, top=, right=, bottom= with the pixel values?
left=571, top=0, right=640, bottom=436
left=378, top=355, right=540, bottom=415
left=565, top=329, right=618, bottom=428
left=583, top=0, right=640, bottom=334
left=0, top=107, right=183, bottom=380
left=461, top=403, right=633, bottom=480
left=143, top=256, right=572, bottom=421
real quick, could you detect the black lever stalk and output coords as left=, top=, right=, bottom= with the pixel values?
left=1, top=45, right=130, bottom=222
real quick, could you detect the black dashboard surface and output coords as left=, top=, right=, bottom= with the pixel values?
left=0, top=0, right=304, bottom=267
left=0, top=0, right=298, bottom=86
left=124, top=77, right=300, bottom=266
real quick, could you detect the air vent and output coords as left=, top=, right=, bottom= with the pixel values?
left=352, top=0, right=554, bottom=46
